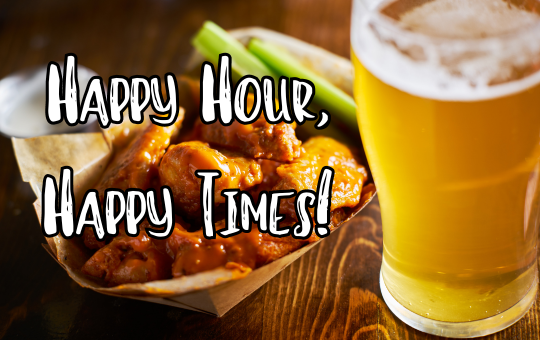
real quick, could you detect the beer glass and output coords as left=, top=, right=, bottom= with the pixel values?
left=351, top=0, right=540, bottom=337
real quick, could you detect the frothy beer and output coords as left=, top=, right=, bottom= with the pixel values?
left=353, top=0, right=540, bottom=100
left=389, top=0, right=540, bottom=39
left=353, top=0, right=540, bottom=324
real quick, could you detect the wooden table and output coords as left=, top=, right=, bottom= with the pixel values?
left=0, top=0, right=538, bottom=339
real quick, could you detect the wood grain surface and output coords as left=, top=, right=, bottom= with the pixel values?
left=0, top=0, right=538, bottom=339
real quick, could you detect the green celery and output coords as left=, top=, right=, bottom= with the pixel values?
left=191, top=21, right=278, bottom=81
left=248, top=38, right=357, bottom=127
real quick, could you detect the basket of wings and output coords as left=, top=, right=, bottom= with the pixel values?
left=12, top=27, right=376, bottom=317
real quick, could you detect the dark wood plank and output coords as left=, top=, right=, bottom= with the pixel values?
left=0, top=0, right=539, bottom=339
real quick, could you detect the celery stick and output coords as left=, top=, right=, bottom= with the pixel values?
left=191, top=21, right=278, bottom=81
left=248, top=38, right=357, bottom=127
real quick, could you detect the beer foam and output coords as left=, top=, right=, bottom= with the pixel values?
left=351, top=0, right=540, bottom=101
left=398, top=0, right=540, bottom=39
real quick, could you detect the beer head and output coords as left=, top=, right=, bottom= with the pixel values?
left=351, top=0, right=540, bottom=100
left=384, top=0, right=540, bottom=39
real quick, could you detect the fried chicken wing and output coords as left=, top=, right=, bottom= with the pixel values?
left=83, top=227, right=108, bottom=250
left=197, top=94, right=301, bottom=162
left=273, top=136, right=368, bottom=218
left=159, top=141, right=263, bottom=218
left=81, top=224, right=172, bottom=286
left=94, top=116, right=183, bottom=200
left=257, top=233, right=306, bottom=266
left=107, top=248, right=171, bottom=286
left=167, top=221, right=259, bottom=277
left=249, top=159, right=282, bottom=198
left=103, top=110, right=152, bottom=151
left=166, top=221, right=306, bottom=277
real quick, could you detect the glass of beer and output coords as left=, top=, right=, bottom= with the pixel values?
left=352, top=0, right=540, bottom=337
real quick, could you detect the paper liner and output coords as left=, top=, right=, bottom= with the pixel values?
left=13, top=27, right=376, bottom=316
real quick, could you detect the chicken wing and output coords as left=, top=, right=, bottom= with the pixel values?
left=95, top=115, right=183, bottom=200
left=249, top=159, right=282, bottom=198
left=197, top=94, right=301, bottom=162
left=166, top=220, right=306, bottom=277
left=256, top=232, right=306, bottom=266
left=159, top=141, right=263, bottom=218
left=81, top=223, right=172, bottom=286
left=273, top=136, right=368, bottom=218
left=103, top=109, right=152, bottom=151
left=83, top=227, right=108, bottom=250
left=166, top=221, right=259, bottom=277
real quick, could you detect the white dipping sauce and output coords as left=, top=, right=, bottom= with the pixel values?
left=0, top=65, right=97, bottom=138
